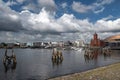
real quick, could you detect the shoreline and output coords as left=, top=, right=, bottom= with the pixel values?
left=49, top=62, right=120, bottom=80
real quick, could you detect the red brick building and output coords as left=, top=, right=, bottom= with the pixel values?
left=90, top=33, right=104, bottom=47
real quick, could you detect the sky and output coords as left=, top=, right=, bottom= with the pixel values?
left=0, top=0, right=120, bottom=43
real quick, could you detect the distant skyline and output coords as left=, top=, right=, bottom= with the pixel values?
left=0, top=0, right=120, bottom=43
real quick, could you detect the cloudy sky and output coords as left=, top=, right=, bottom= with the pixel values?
left=0, top=0, right=120, bottom=43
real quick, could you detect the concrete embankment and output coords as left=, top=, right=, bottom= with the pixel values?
left=49, top=62, right=120, bottom=80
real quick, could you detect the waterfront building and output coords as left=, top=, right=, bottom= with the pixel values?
left=51, top=42, right=58, bottom=48
left=14, top=43, right=20, bottom=48
left=44, top=42, right=51, bottom=48
left=74, top=41, right=80, bottom=47
left=90, top=33, right=104, bottom=47
left=33, top=42, right=50, bottom=48
left=64, top=41, right=73, bottom=47
left=19, top=43, right=27, bottom=48
left=6, top=43, right=15, bottom=48
left=58, top=41, right=64, bottom=48
left=74, top=40, right=85, bottom=47
left=33, top=42, right=42, bottom=48
left=0, top=43, right=4, bottom=48
left=104, top=34, right=120, bottom=49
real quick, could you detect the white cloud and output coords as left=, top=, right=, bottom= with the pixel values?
left=18, top=8, right=120, bottom=42
left=94, top=18, right=120, bottom=32
left=0, top=0, right=120, bottom=43
left=5, top=1, right=17, bottom=6
left=72, top=1, right=92, bottom=13
left=96, top=0, right=114, bottom=5
left=101, top=15, right=114, bottom=20
left=38, top=0, right=57, bottom=12
left=22, top=3, right=38, bottom=12
left=21, top=0, right=57, bottom=13
left=20, top=8, right=80, bottom=33
left=38, top=0, right=56, bottom=7
left=72, top=0, right=114, bottom=13
left=93, top=7, right=104, bottom=14
left=16, top=0, right=25, bottom=4
left=61, top=2, right=67, bottom=8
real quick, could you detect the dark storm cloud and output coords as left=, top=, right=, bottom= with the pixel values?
left=99, top=29, right=120, bottom=33
left=24, top=29, right=63, bottom=35
left=0, top=16, right=24, bottom=32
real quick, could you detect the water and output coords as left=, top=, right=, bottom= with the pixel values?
left=0, top=49, right=120, bottom=80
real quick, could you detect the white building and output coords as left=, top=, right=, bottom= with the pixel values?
left=19, top=43, right=27, bottom=48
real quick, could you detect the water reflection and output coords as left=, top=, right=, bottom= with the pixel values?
left=84, top=49, right=111, bottom=63
left=3, top=62, right=17, bottom=73
left=51, top=48, right=63, bottom=66
left=0, top=49, right=119, bottom=80
left=102, top=47, right=112, bottom=57
left=52, top=59, right=63, bottom=66
left=3, top=49, right=17, bottom=73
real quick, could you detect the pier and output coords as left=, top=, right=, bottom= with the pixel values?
left=52, top=48, right=63, bottom=66
left=3, top=49, right=17, bottom=72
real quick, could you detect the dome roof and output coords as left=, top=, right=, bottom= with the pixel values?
left=104, top=34, right=120, bottom=42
